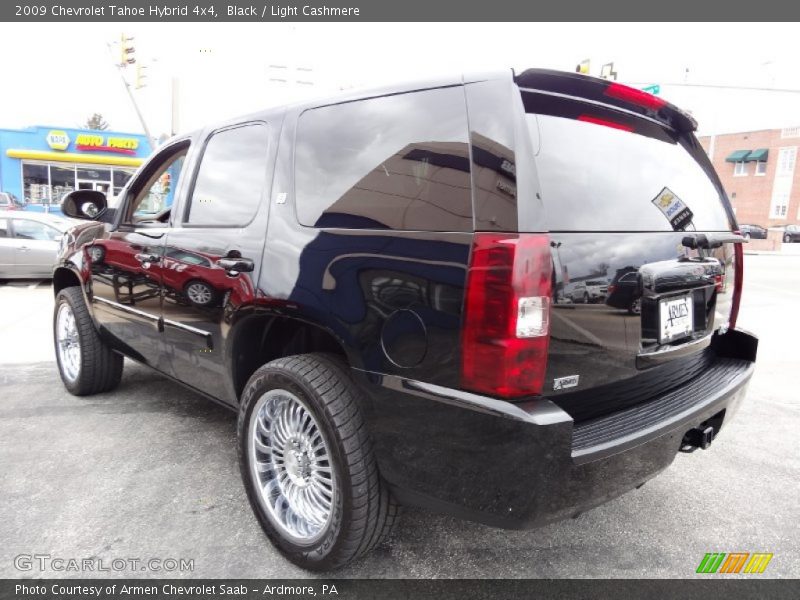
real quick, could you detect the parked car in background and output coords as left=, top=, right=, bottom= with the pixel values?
left=605, top=268, right=641, bottom=314
left=0, top=192, right=25, bottom=211
left=0, top=211, right=75, bottom=279
left=88, top=239, right=236, bottom=308
left=568, top=280, right=607, bottom=303
left=782, top=224, right=800, bottom=243
left=585, top=279, right=609, bottom=302
left=738, top=224, right=767, bottom=240
left=568, top=281, right=590, bottom=303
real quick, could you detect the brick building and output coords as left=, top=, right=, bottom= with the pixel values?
left=699, top=127, right=799, bottom=227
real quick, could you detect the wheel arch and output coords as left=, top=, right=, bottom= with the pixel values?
left=53, top=265, right=83, bottom=297
left=227, top=312, right=355, bottom=403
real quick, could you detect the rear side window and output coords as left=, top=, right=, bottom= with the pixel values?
left=295, top=87, right=472, bottom=231
left=186, top=123, right=269, bottom=226
left=530, top=114, right=733, bottom=232
left=12, top=219, right=60, bottom=241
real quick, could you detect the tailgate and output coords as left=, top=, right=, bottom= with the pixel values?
left=515, top=70, right=743, bottom=420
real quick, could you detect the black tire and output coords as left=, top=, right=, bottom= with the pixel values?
left=183, top=279, right=216, bottom=307
left=238, top=353, right=399, bottom=570
left=54, top=286, right=123, bottom=396
left=628, top=297, right=642, bottom=315
left=784, top=234, right=792, bottom=243
left=583, top=292, right=590, bottom=304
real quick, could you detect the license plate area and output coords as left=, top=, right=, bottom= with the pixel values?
left=659, top=293, right=694, bottom=344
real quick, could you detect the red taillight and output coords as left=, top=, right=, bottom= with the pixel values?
left=604, top=82, right=667, bottom=111
left=729, top=241, right=744, bottom=329
left=461, top=233, right=553, bottom=398
left=577, top=114, right=634, bottom=132
left=607, top=284, right=616, bottom=294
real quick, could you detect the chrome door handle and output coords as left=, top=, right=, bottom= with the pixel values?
left=18, top=246, right=30, bottom=252
left=218, top=257, right=255, bottom=273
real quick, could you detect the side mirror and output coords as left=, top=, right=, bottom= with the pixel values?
left=61, top=190, right=108, bottom=220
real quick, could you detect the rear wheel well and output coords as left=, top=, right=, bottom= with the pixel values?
left=231, top=316, right=348, bottom=400
left=53, top=268, right=81, bottom=296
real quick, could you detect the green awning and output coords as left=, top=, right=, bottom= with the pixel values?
left=725, top=149, right=752, bottom=162
left=745, top=148, right=768, bottom=162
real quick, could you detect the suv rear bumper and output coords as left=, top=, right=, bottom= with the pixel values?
left=357, top=329, right=757, bottom=529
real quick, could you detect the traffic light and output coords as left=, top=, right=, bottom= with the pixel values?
left=120, top=34, right=136, bottom=67
left=161, top=172, right=171, bottom=195
left=576, top=59, right=590, bottom=75
left=135, top=64, right=147, bottom=89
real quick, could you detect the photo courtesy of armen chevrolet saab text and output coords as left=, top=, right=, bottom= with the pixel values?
left=51, top=68, right=758, bottom=570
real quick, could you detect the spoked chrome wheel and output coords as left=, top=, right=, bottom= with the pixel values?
left=186, top=282, right=213, bottom=306
left=248, top=389, right=335, bottom=544
left=56, top=303, right=81, bottom=382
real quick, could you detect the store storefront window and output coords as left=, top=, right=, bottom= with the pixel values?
left=22, top=164, right=49, bottom=203
left=77, top=168, right=111, bottom=182
left=76, top=168, right=112, bottom=196
left=18, top=162, right=138, bottom=207
left=113, top=169, right=135, bottom=197
left=50, top=166, right=76, bottom=204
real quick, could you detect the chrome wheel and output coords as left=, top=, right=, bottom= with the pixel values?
left=249, top=389, right=335, bottom=544
left=56, top=303, right=81, bottom=382
left=186, top=282, right=212, bottom=305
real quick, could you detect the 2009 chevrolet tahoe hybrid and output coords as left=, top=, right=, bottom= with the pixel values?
left=52, top=68, right=758, bottom=570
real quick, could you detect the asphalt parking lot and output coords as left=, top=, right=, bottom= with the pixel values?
left=1, top=248, right=798, bottom=578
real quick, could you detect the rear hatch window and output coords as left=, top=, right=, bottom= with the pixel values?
left=528, top=113, right=734, bottom=232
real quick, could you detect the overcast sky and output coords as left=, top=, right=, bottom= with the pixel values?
left=1, top=23, right=798, bottom=139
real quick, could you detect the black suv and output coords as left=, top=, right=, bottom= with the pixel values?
left=53, top=69, right=757, bottom=570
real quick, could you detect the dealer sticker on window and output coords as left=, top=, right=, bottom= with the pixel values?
left=659, top=293, right=694, bottom=343
left=651, top=187, right=694, bottom=231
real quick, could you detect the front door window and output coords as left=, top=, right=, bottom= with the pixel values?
left=125, top=146, right=188, bottom=223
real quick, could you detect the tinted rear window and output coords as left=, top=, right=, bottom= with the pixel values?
left=530, top=114, right=732, bottom=232
left=294, top=87, right=472, bottom=231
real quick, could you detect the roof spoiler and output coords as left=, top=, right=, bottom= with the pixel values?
left=514, top=69, right=697, bottom=134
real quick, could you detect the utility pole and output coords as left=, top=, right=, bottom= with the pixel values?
left=171, top=77, right=180, bottom=136
left=106, top=35, right=157, bottom=151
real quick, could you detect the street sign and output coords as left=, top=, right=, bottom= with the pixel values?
left=642, top=84, right=661, bottom=95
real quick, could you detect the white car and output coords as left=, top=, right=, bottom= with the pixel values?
left=0, top=211, right=76, bottom=279
left=585, top=279, right=609, bottom=302
left=568, top=279, right=608, bottom=303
